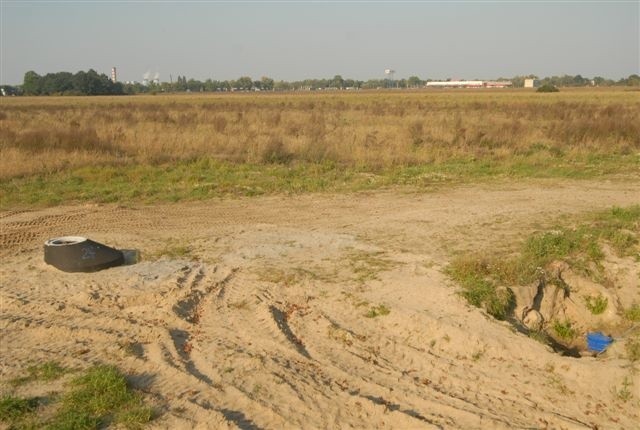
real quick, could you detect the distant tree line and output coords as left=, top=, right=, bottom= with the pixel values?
left=2, top=70, right=638, bottom=96
left=20, top=70, right=124, bottom=95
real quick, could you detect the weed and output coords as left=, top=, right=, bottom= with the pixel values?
left=552, top=320, right=577, bottom=341
left=347, top=250, right=396, bottom=282
left=625, top=336, right=640, bottom=362
left=612, top=376, right=633, bottom=402
left=448, top=259, right=515, bottom=320
left=11, top=361, right=67, bottom=386
left=584, top=294, right=608, bottom=315
left=471, top=349, right=485, bottom=361
left=624, top=304, right=640, bottom=322
left=365, top=304, right=391, bottom=318
left=152, top=241, right=193, bottom=260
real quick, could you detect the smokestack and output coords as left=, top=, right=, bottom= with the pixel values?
left=111, top=67, right=117, bottom=83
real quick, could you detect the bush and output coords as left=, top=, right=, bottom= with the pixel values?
left=537, top=84, right=559, bottom=93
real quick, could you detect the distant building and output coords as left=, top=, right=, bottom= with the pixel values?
left=524, top=79, right=540, bottom=88
left=426, top=80, right=512, bottom=88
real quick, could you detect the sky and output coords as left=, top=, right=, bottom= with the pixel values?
left=1, top=1, right=639, bottom=85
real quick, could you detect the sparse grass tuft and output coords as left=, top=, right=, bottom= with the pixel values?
left=584, top=294, right=608, bottom=315
left=448, top=257, right=516, bottom=320
left=625, top=335, right=640, bottom=362
left=624, top=304, right=640, bottom=322
left=365, top=304, right=391, bottom=318
left=11, top=361, right=67, bottom=386
left=552, top=320, right=577, bottom=341
left=612, top=376, right=633, bottom=402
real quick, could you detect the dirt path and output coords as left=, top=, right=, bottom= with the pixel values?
left=1, top=179, right=639, bottom=429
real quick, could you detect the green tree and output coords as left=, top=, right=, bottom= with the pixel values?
left=260, top=76, right=275, bottom=91
left=23, top=71, right=42, bottom=95
left=235, top=76, right=253, bottom=90
left=330, top=75, right=344, bottom=89
left=407, top=76, right=422, bottom=88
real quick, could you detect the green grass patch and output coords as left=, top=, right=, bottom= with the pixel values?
left=0, top=395, right=39, bottom=422
left=1, top=364, right=153, bottom=430
left=2, top=154, right=638, bottom=208
left=48, top=365, right=152, bottom=430
left=447, top=257, right=516, bottom=320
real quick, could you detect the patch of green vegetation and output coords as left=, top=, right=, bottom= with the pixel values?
left=624, top=304, right=640, bottom=322
left=0, top=395, right=39, bottom=423
left=11, top=361, right=67, bottom=386
left=584, top=294, right=608, bottom=315
left=365, top=304, right=391, bottom=318
left=448, top=205, right=640, bottom=324
left=2, top=155, right=639, bottom=208
left=47, top=365, right=152, bottom=430
left=552, top=320, right=577, bottom=341
left=447, top=257, right=516, bottom=320
left=537, top=84, right=560, bottom=93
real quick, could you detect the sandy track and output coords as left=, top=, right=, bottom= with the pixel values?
left=1, top=179, right=639, bottom=429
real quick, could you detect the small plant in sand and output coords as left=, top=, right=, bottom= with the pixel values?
left=365, top=304, right=391, bottom=318
left=625, top=336, right=640, bottom=362
left=11, top=361, right=67, bottom=386
left=612, top=376, right=633, bottom=402
left=624, top=304, right=640, bottom=322
left=552, top=320, right=577, bottom=341
left=584, top=294, right=608, bottom=315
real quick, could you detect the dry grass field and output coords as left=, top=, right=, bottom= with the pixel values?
left=1, top=89, right=639, bottom=428
left=1, top=88, right=638, bottom=206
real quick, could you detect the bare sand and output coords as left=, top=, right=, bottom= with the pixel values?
left=1, top=178, right=639, bottom=429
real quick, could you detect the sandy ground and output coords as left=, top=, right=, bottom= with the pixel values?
left=1, top=178, right=639, bottom=429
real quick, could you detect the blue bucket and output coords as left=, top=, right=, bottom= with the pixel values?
left=586, top=332, right=613, bottom=353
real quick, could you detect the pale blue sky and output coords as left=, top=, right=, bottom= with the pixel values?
left=1, top=1, right=638, bottom=85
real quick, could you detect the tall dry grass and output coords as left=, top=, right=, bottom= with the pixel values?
left=1, top=89, right=638, bottom=180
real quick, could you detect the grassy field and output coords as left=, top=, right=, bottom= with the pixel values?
left=1, top=88, right=638, bottom=207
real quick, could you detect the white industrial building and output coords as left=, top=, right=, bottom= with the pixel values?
left=426, top=80, right=512, bottom=88
left=524, top=79, right=540, bottom=88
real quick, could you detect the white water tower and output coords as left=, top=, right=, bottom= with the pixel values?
left=384, top=69, right=395, bottom=87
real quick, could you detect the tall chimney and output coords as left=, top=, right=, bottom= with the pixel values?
left=111, top=67, right=117, bottom=83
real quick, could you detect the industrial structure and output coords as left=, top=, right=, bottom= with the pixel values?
left=111, top=67, right=117, bottom=83
left=524, top=78, right=540, bottom=88
left=426, top=80, right=512, bottom=88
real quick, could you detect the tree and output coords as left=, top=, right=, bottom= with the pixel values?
left=235, top=76, right=253, bottom=91
left=330, top=75, right=344, bottom=89
left=407, top=76, right=422, bottom=88
left=260, top=76, right=274, bottom=91
left=23, top=71, right=42, bottom=95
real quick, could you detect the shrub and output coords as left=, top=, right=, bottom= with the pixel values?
left=537, top=84, right=559, bottom=93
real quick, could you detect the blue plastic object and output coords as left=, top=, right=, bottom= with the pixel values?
left=586, top=332, right=613, bottom=353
